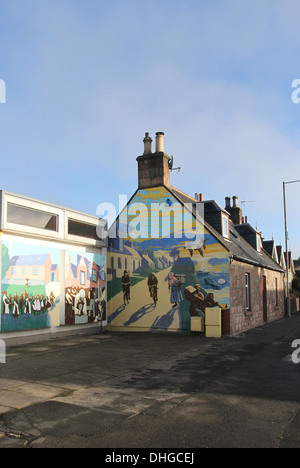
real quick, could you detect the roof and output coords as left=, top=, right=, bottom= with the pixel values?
left=167, top=185, right=284, bottom=273
left=226, top=225, right=283, bottom=272
left=10, top=254, right=50, bottom=266
left=262, top=240, right=276, bottom=256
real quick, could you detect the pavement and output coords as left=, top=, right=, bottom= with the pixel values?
left=0, top=313, right=299, bottom=449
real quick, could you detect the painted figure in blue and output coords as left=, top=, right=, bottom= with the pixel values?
left=168, top=272, right=183, bottom=308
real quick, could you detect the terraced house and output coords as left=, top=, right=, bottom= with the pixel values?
left=107, top=132, right=286, bottom=336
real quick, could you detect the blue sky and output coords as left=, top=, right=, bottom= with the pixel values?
left=1, top=0, right=300, bottom=257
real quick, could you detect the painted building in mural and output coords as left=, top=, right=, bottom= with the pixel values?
left=0, top=191, right=107, bottom=338
left=107, top=132, right=286, bottom=335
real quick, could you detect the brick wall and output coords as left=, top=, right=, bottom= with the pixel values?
left=229, top=260, right=285, bottom=335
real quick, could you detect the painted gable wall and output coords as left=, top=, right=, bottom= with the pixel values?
left=107, top=187, right=230, bottom=332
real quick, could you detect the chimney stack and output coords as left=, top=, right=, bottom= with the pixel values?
left=143, top=132, right=152, bottom=155
left=225, top=195, right=243, bottom=225
left=155, top=132, right=164, bottom=152
left=137, top=131, right=170, bottom=189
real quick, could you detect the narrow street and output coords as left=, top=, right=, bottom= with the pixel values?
left=0, top=312, right=299, bottom=448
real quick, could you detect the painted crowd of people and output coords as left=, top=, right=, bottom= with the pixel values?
left=65, top=286, right=106, bottom=323
left=2, top=290, right=55, bottom=317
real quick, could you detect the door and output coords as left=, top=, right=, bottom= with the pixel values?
left=262, top=275, right=267, bottom=322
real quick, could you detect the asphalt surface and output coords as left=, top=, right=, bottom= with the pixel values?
left=0, top=313, right=299, bottom=449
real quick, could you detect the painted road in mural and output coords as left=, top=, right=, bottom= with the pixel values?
left=109, top=266, right=183, bottom=331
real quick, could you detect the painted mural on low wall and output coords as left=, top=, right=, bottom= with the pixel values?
left=107, top=187, right=230, bottom=332
left=65, top=250, right=106, bottom=325
left=1, top=239, right=60, bottom=331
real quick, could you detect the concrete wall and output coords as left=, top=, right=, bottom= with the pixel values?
left=1, top=234, right=106, bottom=337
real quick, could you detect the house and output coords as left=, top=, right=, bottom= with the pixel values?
left=5, top=253, right=56, bottom=284
left=276, top=245, right=286, bottom=270
left=294, top=258, right=300, bottom=279
left=262, top=240, right=279, bottom=264
left=285, top=251, right=295, bottom=283
left=107, top=132, right=286, bottom=335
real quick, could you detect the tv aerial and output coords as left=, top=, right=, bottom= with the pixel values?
left=169, top=155, right=181, bottom=173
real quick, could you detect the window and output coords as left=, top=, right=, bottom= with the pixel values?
left=32, top=267, right=39, bottom=275
left=245, top=273, right=251, bottom=311
left=7, top=203, right=58, bottom=232
left=222, top=214, right=229, bottom=239
left=256, top=234, right=261, bottom=252
left=118, top=257, right=122, bottom=269
left=92, top=268, right=97, bottom=282
left=275, top=278, right=279, bottom=306
left=11, top=267, right=16, bottom=276
left=22, top=267, right=26, bottom=276
left=80, top=271, right=85, bottom=285
left=68, top=219, right=98, bottom=240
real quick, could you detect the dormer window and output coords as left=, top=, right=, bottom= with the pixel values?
left=222, top=214, right=229, bottom=239
left=256, top=234, right=261, bottom=252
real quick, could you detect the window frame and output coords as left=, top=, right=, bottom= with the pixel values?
left=2, top=192, right=64, bottom=240
left=245, top=272, right=251, bottom=311
left=222, top=213, right=229, bottom=239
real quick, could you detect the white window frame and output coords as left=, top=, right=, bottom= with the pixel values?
left=0, top=191, right=106, bottom=247
left=222, top=214, right=229, bottom=239
left=245, top=272, right=251, bottom=311
left=1, top=192, right=64, bottom=240
left=64, top=210, right=106, bottom=247
left=256, top=233, right=261, bottom=252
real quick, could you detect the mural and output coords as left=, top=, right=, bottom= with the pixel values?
left=1, top=240, right=60, bottom=331
left=65, top=250, right=106, bottom=325
left=107, top=187, right=230, bottom=332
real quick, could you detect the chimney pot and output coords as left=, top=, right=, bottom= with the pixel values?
left=232, top=196, right=238, bottom=208
left=199, top=193, right=204, bottom=202
left=155, top=132, right=164, bottom=152
left=143, top=132, right=152, bottom=154
left=225, top=197, right=231, bottom=209
left=245, top=215, right=249, bottom=223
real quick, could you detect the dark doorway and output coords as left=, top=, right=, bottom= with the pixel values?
left=262, top=275, right=267, bottom=322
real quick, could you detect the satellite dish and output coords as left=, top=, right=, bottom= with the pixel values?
left=168, top=155, right=174, bottom=170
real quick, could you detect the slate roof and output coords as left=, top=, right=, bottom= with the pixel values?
left=10, top=254, right=50, bottom=266
left=167, top=185, right=284, bottom=273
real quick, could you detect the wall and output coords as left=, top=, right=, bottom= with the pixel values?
left=107, top=186, right=230, bottom=332
left=1, top=234, right=106, bottom=334
left=229, top=260, right=285, bottom=335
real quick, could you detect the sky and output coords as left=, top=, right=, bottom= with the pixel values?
left=0, top=0, right=300, bottom=258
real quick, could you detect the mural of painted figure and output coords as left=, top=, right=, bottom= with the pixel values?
left=148, top=272, right=158, bottom=305
left=24, top=292, right=32, bottom=314
left=184, top=284, right=221, bottom=318
left=168, top=272, right=183, bottom=308
left=2, top=292, right=10, bottom=315
left=121, top=270, right=131, bottom=305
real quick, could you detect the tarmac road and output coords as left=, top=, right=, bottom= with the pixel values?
left=0, top=312, right=299, bottom=449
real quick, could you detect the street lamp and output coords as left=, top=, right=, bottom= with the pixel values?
left=283, top=179, right=300, bottom=318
